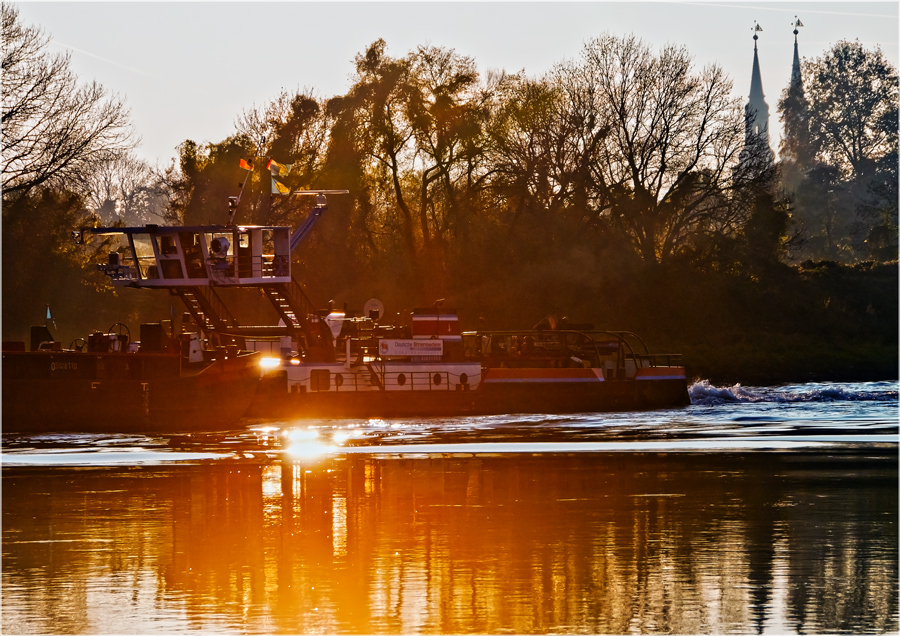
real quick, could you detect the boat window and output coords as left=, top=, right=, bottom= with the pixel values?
left=156, top=235, right=178, bottom=255
left=179, top=232, right=206, bottom=278
left=462, top=333, right=482, bottom=357
left=310, top=369, right=330, bottom=391
left=262, top=228, right=290, bottom=278
left=206, top=232, right=234, bottom=277
left=131, top=234, right=157, bottom=279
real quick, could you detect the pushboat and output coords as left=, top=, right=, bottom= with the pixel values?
left=247, top=311, right=690, bottom=419
left=3, top=190, right=688, bottom=431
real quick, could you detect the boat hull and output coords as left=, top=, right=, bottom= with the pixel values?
left=2, top=351, right=261, bottom=433
left=249, top=379, right=480, bottom=419
left=476, top=376, right=691, bottom=414
left=246, top=365, right=690, bottom=420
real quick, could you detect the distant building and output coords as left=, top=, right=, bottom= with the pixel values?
left=779, top=17, right=812, bottom=167
left=741, top=23, right=775, bottom=167
left=790, top=19, right=803, bottom=89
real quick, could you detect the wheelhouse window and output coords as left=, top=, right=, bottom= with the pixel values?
left=131, top=234, right=157, bottom=279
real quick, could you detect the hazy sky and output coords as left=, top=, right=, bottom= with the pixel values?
left=14, top=2, right=899, bottom=168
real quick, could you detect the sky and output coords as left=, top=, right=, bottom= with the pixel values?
left=14, top=1, right=900, bottom=168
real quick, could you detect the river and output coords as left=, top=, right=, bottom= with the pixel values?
left=2, top=380, right=897, bottom=634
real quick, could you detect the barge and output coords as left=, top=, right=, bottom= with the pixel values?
left=2, top=325, right=260, bottom=432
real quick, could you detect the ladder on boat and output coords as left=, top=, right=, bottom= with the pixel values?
left=171, top=287, right=242, bottom=346
left=261, top=275, right=318, bottom=332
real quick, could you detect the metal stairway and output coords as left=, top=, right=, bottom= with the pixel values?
left=172, top=287, right=242, bottom=346
left=261, top=275, right=318, bottom=332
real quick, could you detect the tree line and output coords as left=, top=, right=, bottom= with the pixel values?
left=2, top=2, right=897, bottom=381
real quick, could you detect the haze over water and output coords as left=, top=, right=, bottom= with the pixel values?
left=2, top=381, right=897, bottom=634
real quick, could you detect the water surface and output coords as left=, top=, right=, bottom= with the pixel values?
left=3, top=381, right=897, bottom=634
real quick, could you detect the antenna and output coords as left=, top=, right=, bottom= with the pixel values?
left=228, top=135, right=266, bottom=226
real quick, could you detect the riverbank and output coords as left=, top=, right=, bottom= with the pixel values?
left=631, top=261, right=899, bottom=385
left=455, top=259, right=898, bottom=387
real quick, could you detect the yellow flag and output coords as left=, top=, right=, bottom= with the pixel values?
left=271, top=177, right=290, bottom=195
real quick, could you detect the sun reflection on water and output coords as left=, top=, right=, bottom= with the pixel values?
left=281, top=427, right=336, bottom=459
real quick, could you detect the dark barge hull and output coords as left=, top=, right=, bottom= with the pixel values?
left=476, top=377, right=691, bottom=414
left=247, top=376, right=690, bottom=420
left=2, top=351, right=261, bottom=433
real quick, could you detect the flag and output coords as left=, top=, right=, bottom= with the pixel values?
left=239, top=158, right=253, bottom=170
left=271, top=177, right=290, bottom=195
left=753, top=23, right=763, bottom=32
left=267, top=159, right=289, bottom=177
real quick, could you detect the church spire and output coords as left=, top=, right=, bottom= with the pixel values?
left=778, top=16, right=811, bottom=166
left=747, top=21, right=770, bottom=145
left=791, top=16, right=804, bottom=86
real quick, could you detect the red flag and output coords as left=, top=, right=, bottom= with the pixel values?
left=267, top=159, right=289, bottom=176
left=239, top=158, right=252, bottom=170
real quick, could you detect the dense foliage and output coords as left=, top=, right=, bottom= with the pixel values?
left=778, top=40, right=898, bottom=262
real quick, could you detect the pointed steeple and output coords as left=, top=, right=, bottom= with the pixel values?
left=779, top=16, right=811, bottom=167
left=746, top=22, right=771, bottom=145
left=791, top=16, right=804, bottom=86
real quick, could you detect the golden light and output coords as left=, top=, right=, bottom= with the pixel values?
left=285, top=428, right=320, bottom=442
left=285, top=440, right=336, bottom=459
left=281, top=427, right=336, bottom=459
left=259, top=356, right=282, bottom=369
left=332, top=430, right=353, bottom=445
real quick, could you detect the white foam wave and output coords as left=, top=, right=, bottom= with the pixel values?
left=689, top=380, right=899, bottom=406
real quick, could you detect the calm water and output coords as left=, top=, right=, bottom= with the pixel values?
left=2, top=381, right=897, bottom=634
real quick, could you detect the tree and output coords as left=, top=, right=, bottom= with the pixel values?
left=166, top=137, right=255, bottom=226
left=334, top=40, right=419, bottom=254
left=1, top=2, right=135, bottom=200
left=406, top=45, right=488, bottom=250
left=805, top=41, right=897, bottom=179
left=557, top=34, right=759, bottom=264
left=234, top=90, right=333, bottom=227
left=77, top=152, right=168, bottom=225
left=788, top=41, right=898, bottom=261
left=484, top=72, right=607, bottom=264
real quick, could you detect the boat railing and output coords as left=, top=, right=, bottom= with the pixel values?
left=378, top=370, right=461, bottom=391
left=99, top=263, right=139, bottom=281
left=635, top=353, right=684, bottom=367
left=307, top=368, right=465, bottom=392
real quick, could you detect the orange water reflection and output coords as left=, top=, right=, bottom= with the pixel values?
left=2, top=451, right=897, bottom=634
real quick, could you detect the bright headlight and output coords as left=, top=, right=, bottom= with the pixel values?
left=259, top=356, right=282, bottom=369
